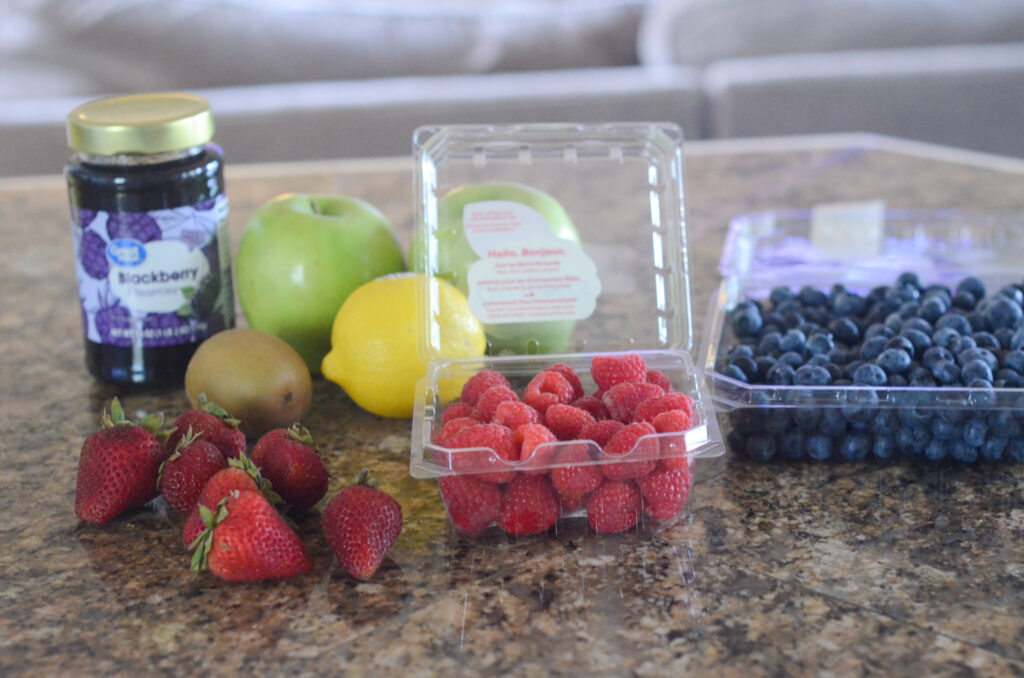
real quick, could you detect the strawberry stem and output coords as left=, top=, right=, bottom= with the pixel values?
left=286, top=424, right=315, bottom=447
left=198, top=393, right=241, bottom=428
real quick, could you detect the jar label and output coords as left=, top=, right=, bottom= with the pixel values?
left=71, top=196, right=233, bottom=347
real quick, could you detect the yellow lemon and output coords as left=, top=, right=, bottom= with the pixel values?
left=321, top=273, right=485, bottom=418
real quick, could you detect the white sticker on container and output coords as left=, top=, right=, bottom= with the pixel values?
left=462, top=201, right=557, bottom=258
left=466, top=237, right=602, bottom=324
left=109, top=240, right=211, bottom=314
left=810, top=200, right=885, bottom=259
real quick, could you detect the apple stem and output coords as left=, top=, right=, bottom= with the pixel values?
left=309, top=199, right=321, bottom=215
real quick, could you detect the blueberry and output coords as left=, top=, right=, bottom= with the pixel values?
left=745, top=435, right=777, bottom=462
left=931, top=327, right=960, bottom=349
left=924, top=284, right=953, bottom=303
left=794, top=364, right=832, bottom=386
left=884, top=313, right=904, bottom=332
left=860, top=335, right=888, bottom=361
left=757, top=331, right=782, bottom=355
left=967, top=380, right=996, bottom=407
left=731, top=301, right=763, bottom=337
left=963, top=418, right=987, bottom=447
left=798, top=285, right=828, bottom=308
left=885, top=335, right=916, bottom=355
left=842, top=389, right=879, bottom=422
left=779, top=351, right=805, bottom=368
left=839, top=433, right=872, bottom=461
left=803, top=307, right=831, bottom=327
left=937, top=407, right=966, bottom=424
left=780, top=430, right=806, bottom=461
left=729, top=344, right=756, bottom=360
left=971, top=331, right=1001, bottom=350
left=819, top=408, right=847, bottom=436
left=898, top=301, right=920, bottom=320
left=922, top=346, right=953, bottom=370
left=983, top=295, right=1023, bottom=330
left=990, top=411, right=1022, bottom=439
left=828, top=347, right=851, bottom=365
left=898, top=425, right=931, bottom=456
left=873, top=435, right=897, bottom=460
left=1007, top=438, right=1024, bottom=463
left=807, top=353, right=830, bottom=367
left=766, top=363, right=796, bottom=385
left=994, top=328, right=1015, bottom=349
left=998, top=285, right=1024, bottom=306
left=765, top=413, right=792, bottom=434
left=898, top=405, right=933, bottom=426
left=961, top=359, right=994, bottom=383
left=918, top=295, right=948, bottom=323
left=722, top=364, right=749, bottom=383
left=887, top=374, right=909, bottom=386
left=1012, top=328, right=1024, bottom=351
left=936, top=313, right=973, bottom=335
left=823, top=362, right=843, bottom=383
left=843, top=359, right=866, bottom=379
left=806, top=332, right=835, bottom=356
left=958, top=347, right=997, bottom=371
left=853, top=363, right=887, bottom=386
left=769, top=286, right=796, bottom=308
left=832, top=292, right=866, bottom=317
left=829, top=317, right=861, bottom=346
left=930, top=418, right=957, bottom=440
left=925, top=439, right=950, bottom=461
left=967, top=310, right=988, bottom=332
left=1003, top=349, right=1024, bottom=373
left=806, top=435, right=833, bottom=460
left=899, top=328, right=932, bottom=356
left=782, top=312, right=805, bottom=330
left=793, top=404, right=822, bottom=429
left=897, top=271, right=923, bottom=290
left=730, top=355, right=759, bottom=381
left=949, top=335, right=977, bottom=355
left=863, top=323, right=893, bottom=340
left=956, top=276, right=986, bottom=302
left=779, top=328, right=807, bottom=353
left=927, top=360, right=959, bottom=386
left=776, top=300, right=802, bottom=315
left=980, top=435, right=1008, bottom=462
left=953, top=291, right=977, bottom=310
left=755, top=356, right=779, bottom=380
left=950, top=440, right=978, bottom=463
left=726, top=428, right=747, bottom=454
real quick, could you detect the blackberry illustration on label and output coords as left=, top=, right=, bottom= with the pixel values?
left=72, top=196, right=232, bottom=348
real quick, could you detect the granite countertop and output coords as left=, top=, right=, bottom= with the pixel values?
left=1, top=134, right=1022, bottom=676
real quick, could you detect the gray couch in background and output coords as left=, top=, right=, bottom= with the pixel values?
left=2, top=0, right=1023, bottom=177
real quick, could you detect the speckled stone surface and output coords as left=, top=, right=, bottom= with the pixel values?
left=1, top=135, right=1022, bottom=676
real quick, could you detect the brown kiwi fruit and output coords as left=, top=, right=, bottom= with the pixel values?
left=185, top=328, right=313, bottom=438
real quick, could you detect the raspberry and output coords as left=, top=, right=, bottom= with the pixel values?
left=544, top=404, right=596, bottom=441
left=497, top=474, right=560, bottom=536
left=587, top=480, right=641, bottom=534
left=633, top=392, right=695, bottom=425
left=578, top=419, right=625, bottom=447
left=493, top=401, right=541, bottom=429
left=435, top=416, right=478, bottom=446
left=602, top=382, right=664, bottom=423
left=591, top=353, right=647, bottom=392
left=636, top=466, right=692, bottom=522
left=523, top=371, right=575, bottom=414
left=646, top=369, right=673, bottom=392
left=513, top=423, right=557, bottom=475
left=471, top=385, right=519, bottom=422
left=440, top=475, right=502, bottom=536
left=550, top=444, right=603, bottom=500
left=445, top=423, right=517, bottom=484
left=651, top=410, right=695, bottom=471
left=441, top=402, right=474, bottom=426
left=570, top=395, right=609, bottom=420
left=601, top=421, right=658, bottom=480
left=461, top=370, right=511, bottom=406
left=545, top=363, right=584, bottom=400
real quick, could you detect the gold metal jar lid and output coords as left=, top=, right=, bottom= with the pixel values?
left=66, top=92, right=214, bottom=156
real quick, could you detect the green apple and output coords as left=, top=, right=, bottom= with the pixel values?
left=412, top=182, right=580, bottom=355
left=236, top=193, right=406, bottom=373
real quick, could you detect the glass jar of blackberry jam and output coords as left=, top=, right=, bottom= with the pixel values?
left=65, top=93, right=234, bottom=387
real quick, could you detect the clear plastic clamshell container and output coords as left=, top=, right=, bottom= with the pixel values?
left=701, top=207, right=1024, bottom=464
left=408, top=123, right=723, bottom=536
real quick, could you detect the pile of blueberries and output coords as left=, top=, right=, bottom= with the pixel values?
left=720, top=272, right=1024, bottom=463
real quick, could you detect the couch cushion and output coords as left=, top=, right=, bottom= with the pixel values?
left=17, top=0, right=645, bottom=96
left=640, top=0, right=1024, bottom=67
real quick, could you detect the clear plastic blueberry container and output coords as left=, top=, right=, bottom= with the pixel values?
left=700, top=208, right=1024, bottom=464
left=408, top=122, right=723, bottom=536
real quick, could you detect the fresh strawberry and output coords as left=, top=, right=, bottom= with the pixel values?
left=645, top=369, right=673, bottom=393
left=250, top=424, right=329, bottom=513
left=461, top=370, right=511, bottom=406
left=439, top=475, right=502, bottom=536
left=587, top=480, right=641, bottom=534
left=74, top=398, right=169, bottom=524
left=578, top=419, right=625, bottom=447
left=435, top=416, right=478, bottom=446
left=440, top=401, right=475, bottom=426
left=544, top=363, right=585, bottom=400
left=633, top=392, right=695, bottom=425
left=322, top=471, right=403, bottom=580
left=570, top=395, right=609, bottom=421
left=544, top=403, right=596, bottom=441
left=158, top=429, right=228, bottom=513
left=602, top=382, right=664, bottom=423
left=591, top=353, right=647, bottom=392
left=492, top=400, right=541, bottom=429
left=601, top=421, right=658, bottom=480
left=636, top=466, right=692, bottom=522
left=182, top=455, right=277, bottom=547
left=445, top=423, right=517, bottom=483
left=550, top=443, right=603, bottom=500
left=522, top=371, right=575, bottom=414
left=471, top=385, right=519, bottom=422
left=497, top=474, right=559, bottom=536
left=166, top=393, right=246, bottom=459
left=190, top=489, right=312, bottom=582
left=513, top=423, right=557, bottom=475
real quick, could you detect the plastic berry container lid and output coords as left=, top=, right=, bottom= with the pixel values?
left=407, top=123, right=724, bottom=532
left=700, top=207, right=1024, bottom=464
